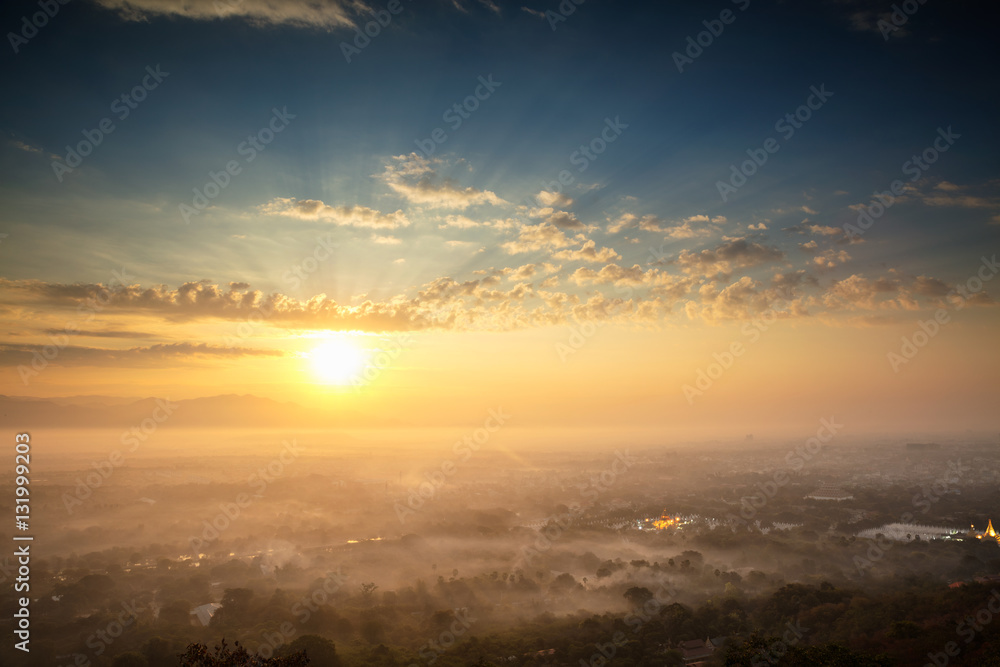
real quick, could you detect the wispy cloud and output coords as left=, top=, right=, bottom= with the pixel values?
left=93, top=0, right=358, bottom=29
left=260, top=198, right=410, bottom=229
left=379, top=153, right=506, bottom=209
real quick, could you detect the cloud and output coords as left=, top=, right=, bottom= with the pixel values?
left=569, top=264, right=686, bottom=289
left=371, top=234, right=402, bottom=245
left=93, top=0, right=358, bottom=29
left=811, top=249, right=851, bottom=269
left=608, top=213, right=717, bottom=238
left=0, top=342, right=283, bottom=368
left=684, top=277, right=804, bottom=323
left=451, top=0, right=502, bottom=13
left=847, top=7, right=911, bottom=39
left=867, top=179, right=1000, bottom=212
left=771, top=270, right=817, bottom=291
left=545, top=210, right=584, bottom=229
left=912, top=275, right=951, bottom=297
left=552, top=240, right=621, bottom=263
left=530, top=206, right=584, bottom=229
left=503, top=264, right=536, bottom=281
left=0, top=278, right=439, bottom=331
left=675, top=239, right=784, bottom=277
left=42, top=329, right=159, bottom=339
left=440, top=214, right=480, bottom=229
left=379, top=153, right=505, bottom=209
left=261, top=198, right=409, bottom=229
left=535, top=190, right=574, bottom=208
left=11, top=139, right=43, bottom=154
left=807, top=223, right=862, bottom=246
left=919, top=192, right=999, bottom=209
left=822, top=274, right=908, bottom=311
left=501, top=223, right=574, bottom=254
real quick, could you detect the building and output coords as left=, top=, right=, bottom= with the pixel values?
left=679, top=638, right=715, bottom=663
left=857, top=523, right=962, bottom=542
left=805, top=485, right=853, bottom=501
left=190, top=602, right=222, bottom=626
left=974, top=519, right=1000, bottom=546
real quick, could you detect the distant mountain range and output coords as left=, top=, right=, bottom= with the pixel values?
left=0, top=394, right=391, bottom=428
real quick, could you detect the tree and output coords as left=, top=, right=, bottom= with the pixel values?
left=360, top=582, right=379, bottom=605
left=360, top=618, right=385, bottom=644
left=282, top=635, right=339, bottom=666
left=549, top=572, right=578, bottom=595
left=179, top=639, right=308, bottom=666
left=142, top=637, right=178, bottom=667
left=212, top=588, right=255, bottom=628
left=623, top=586, right=654, bottom=610
left=112, top=653, right=149, bottom=667
left=160, top=600, right=192, bottom=627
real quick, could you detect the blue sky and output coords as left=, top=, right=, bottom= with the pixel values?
left=2, top=0, right=996, bottom=297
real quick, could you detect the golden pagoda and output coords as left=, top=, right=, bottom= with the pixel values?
left=975, top=520, right=1000, bottom=545
left=986, top=520, right=999, bottom=543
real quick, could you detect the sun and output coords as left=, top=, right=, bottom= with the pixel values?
left=309, top=338, right=368, bottom=385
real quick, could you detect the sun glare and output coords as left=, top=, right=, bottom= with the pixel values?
left=309, top=338, right=368, bottom=385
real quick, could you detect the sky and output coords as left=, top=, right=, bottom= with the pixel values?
left=0, top=0, right=998, bottom=436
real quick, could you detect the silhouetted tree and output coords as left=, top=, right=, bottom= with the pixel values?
left=112, top=653, right=149, bottom=667
left=179, top=639, right=308, bottom=666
